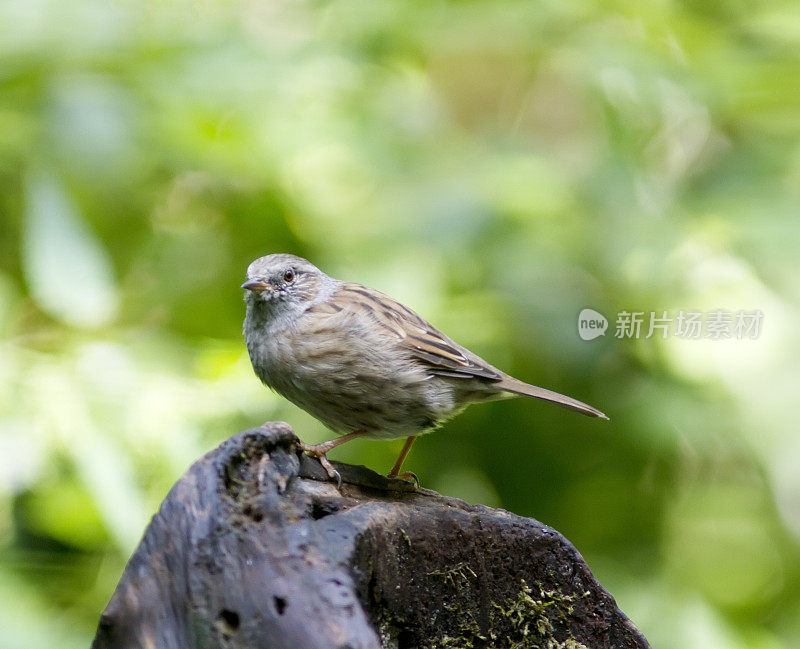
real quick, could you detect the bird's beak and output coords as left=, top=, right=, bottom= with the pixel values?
left=241, top=279, right=271, bottom=292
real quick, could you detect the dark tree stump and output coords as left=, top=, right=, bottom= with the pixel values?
left=93, top=423, right=650, bottom=649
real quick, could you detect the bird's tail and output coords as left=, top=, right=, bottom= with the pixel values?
left=496, top=376, right=609, bottom=419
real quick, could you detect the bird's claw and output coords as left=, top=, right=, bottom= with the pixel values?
left=300, top=442, right=341, bottom=487
left=318, top=454, right=342, bottom=488
left=388, top=471, right=419, bottom=487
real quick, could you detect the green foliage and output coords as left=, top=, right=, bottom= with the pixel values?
left=1, top=0, right=799, bottom=647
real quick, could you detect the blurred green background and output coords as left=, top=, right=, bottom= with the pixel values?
left=1, top=0, right=799, bottom=647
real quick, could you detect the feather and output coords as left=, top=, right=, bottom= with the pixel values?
left=309, top=282, right=607, bottom=419
left=495, top=376, right=608, bottom=419
left=330, top=283, right=502, bottom=381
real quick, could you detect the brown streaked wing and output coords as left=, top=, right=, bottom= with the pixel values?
left=312, top=283, right=502, bottom=382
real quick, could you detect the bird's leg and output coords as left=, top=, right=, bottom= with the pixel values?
left=299, top=430, right=368, bottom=486
left=387, top=435, right=418, bottom=484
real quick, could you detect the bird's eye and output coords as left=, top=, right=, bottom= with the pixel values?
left=283, top=269, right=295, bottom=282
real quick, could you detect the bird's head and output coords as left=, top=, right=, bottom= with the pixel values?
left=242, top=254, right=326, bottom=314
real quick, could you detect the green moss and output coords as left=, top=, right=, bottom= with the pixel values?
left=426, top=562, right=478, bottom=589
left=494, top=579, right=583, bottom=641
left=423, top=579, right=589, bottom=649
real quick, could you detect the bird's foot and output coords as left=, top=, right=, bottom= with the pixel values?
left=299, top=441, right=342, bottom=488
left=387, top=470, right=419, bottom=487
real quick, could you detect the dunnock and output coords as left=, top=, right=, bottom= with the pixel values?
left=242, top=254, right=607, bottom=482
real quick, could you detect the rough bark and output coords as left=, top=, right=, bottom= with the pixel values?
left=92, top=423, right=650, bottom=649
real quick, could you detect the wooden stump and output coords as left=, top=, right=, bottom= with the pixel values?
left=93, top=422, right=651, bottom=649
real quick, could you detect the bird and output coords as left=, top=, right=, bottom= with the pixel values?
left=242, top=253, right=607, bottom=483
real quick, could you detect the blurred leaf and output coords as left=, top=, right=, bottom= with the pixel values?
left=0, top=568, right=90, bottom=649
left=19, top=481, right=109, bottom=549
left=22, top=172, right=119, bottom=328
